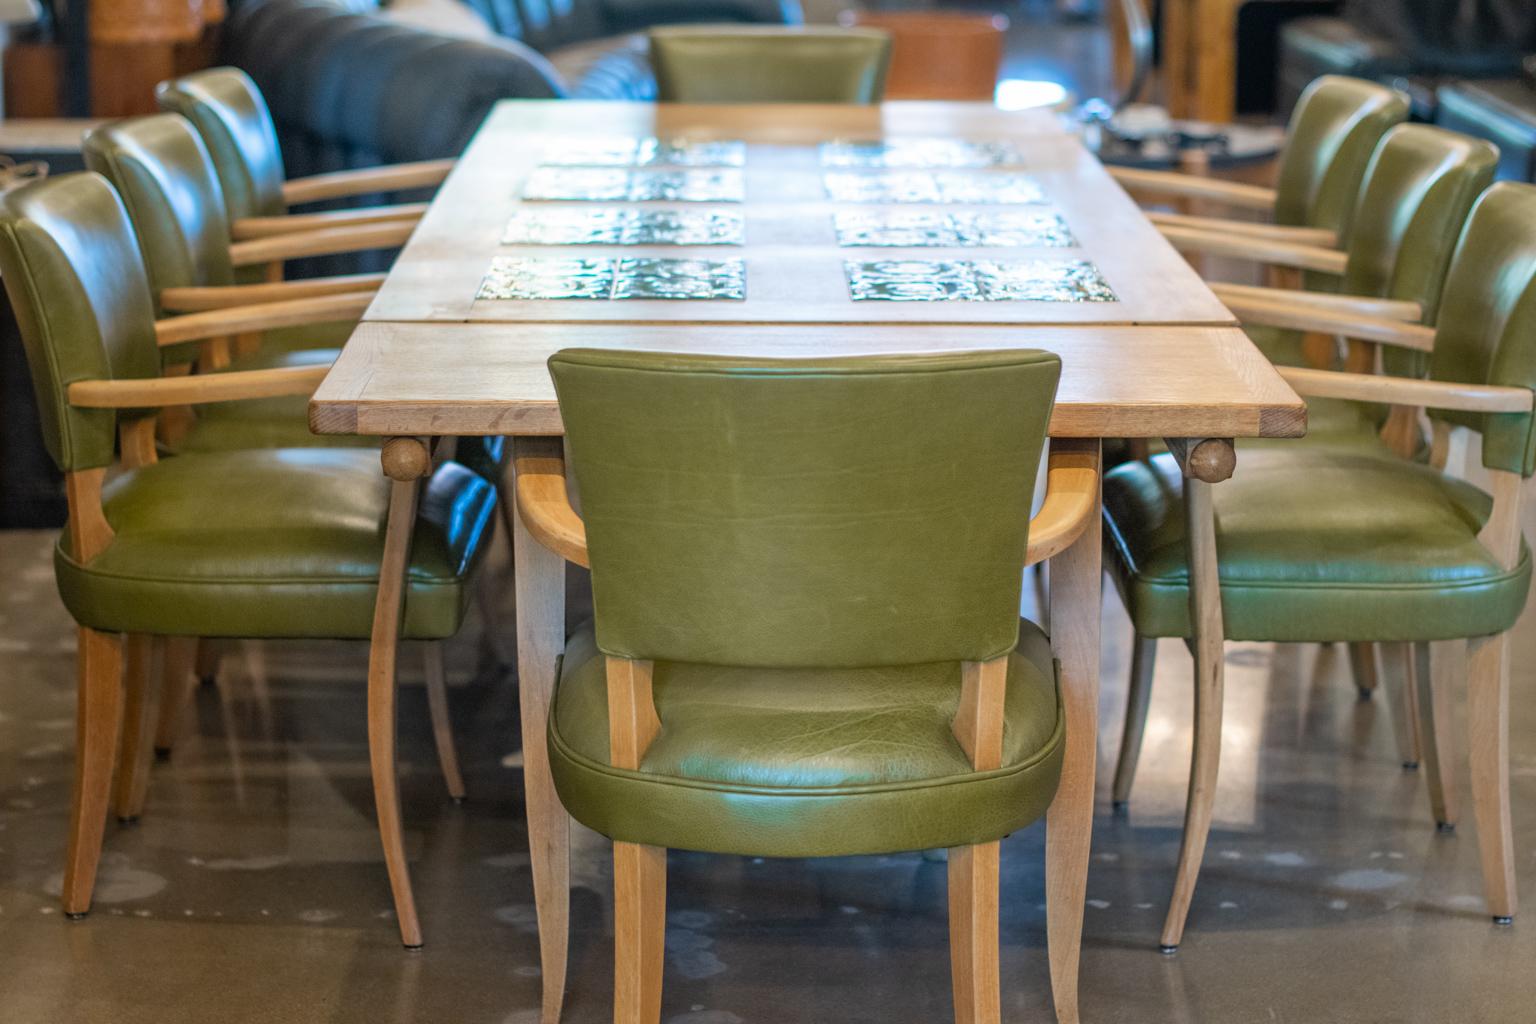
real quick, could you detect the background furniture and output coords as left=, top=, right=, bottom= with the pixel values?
left=1436, top=72, right=1536, bottom=182
left=649, top=25, right=889, bottom=103
left=840, top=10, right=1005, bottom=101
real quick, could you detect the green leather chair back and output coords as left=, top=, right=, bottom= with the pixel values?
left=1341, top=124, right=1498, bottom=323
left=0, top=174, right=160, bottom=472
left=1428, top=182, right=1536, bottom=476
left=155, top=67, right=287, bottom=222
left=1273, top=75, right=1409, bottom=234
left=549, top=348, right=1060, bottom=668
left=649, top=26, right=892, bottom=104
left=82, top=114, right=237, bottom=310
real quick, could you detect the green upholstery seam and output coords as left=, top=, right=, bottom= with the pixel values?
left=54, top=546, right=469, bottom=587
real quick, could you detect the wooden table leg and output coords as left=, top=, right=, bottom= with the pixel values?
left=1046, top=439, right=1101, bottom=1024
left=508, top=448, right=572, bottom=1024
left=1158, top=438, right=1233, bottom=953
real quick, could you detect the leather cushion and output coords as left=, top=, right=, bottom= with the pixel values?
left=546, top=33, right=656, bottom=100
left=549, top=620, right=1064, bottom=856
left=1103, top=447, right=1531, bottom=642
left=55, top=450, right=495, bottom=639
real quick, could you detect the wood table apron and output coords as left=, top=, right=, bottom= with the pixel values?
left=309, top=101, right=1306, bottom=1024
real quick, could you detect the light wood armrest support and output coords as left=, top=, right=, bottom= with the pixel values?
left=1278, top=367, right=1535, bottom=413
left=1222, top=295, right=1437, bottom=351
left=69, top=364, right=329, bottom=408
left=154, top=291, right=374, bottom=347
left=1160, top=224, right=1349, bottom=275
left=513, top=437, right=589, bottom=568
left=160, top=273, right=386, bottom=312
left=1210, top=282, right=1422, bottom=321
left=1108, top=165, right=1278, bottom=211
left=229, top=220, right=416, bottom=267
left=1147, top=211, right=1337, bottom=247
left=1024, top=438, right=1101, bottom=567
left=281, top=159, right=455, bottom=206
left=230, top=203, right=428, bottom=240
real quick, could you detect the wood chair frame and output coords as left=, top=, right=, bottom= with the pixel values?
left=511, top=435, right=1101, bottom=1024
left=222, top=157, right=454, bottom=241
left=55, top=299, right=465, bottom=940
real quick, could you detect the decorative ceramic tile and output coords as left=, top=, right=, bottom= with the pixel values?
left=478, top=257, right=614, bottom=300
left=522, top=167, right=632, bottom=201
left=833, top=210, right=1076, bottom=248
left=539, top=136, right=747, bottom=167
left=612, top=258, right=746, bottom=300
left=821, top=138, right=1031, bottom=169
left=502, top=209, right=744, bottom=246
left=477, top=256, right=745, bottom=300
left=845, top=260, right=980, bottom=302
left=844, top=259, right=1115, bottom=302
left=627, top=169, right=745, bottom=202
left=823, top=171, right=1047, bottom=205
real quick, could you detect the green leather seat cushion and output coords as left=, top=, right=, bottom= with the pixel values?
left=549, top=620, right=1064, bottom=857
left=1103, top=447, right=1531, bottom=642
left=56, top=449, right=496, bottom=639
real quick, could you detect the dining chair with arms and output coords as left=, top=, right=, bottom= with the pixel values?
left=1111, top=75, right=1409, bottom=249
left=1102, top=180, right=1536, bottom=952
left=648, top=26, right=893, bottom=104
left=0, top=172, right=497, bottom=948
left=513, top=347, right=1101, bottom=1024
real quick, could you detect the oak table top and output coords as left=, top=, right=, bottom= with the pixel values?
left=313, top=99, right=1302, bottom=439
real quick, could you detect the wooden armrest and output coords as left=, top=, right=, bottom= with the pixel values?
left=229, top=220, right=416, bottom=267
left=1024, top=438, right=1100, bottom=567
left=513, top=437, right=589, bottom=568
left=69, top=364, right=329, bottom=409
left=229, top=203, right=428, bottom=240
left=160, top=273, right=386, bottom=312
left=1147, top=211, right=1338, bottom=248
left=1278, top=367, right=1534, bottom=413
left=1223, top=295, right=1437, bottom=352
left=281, top=159, right=455, bottom=206
left=154, top=291, right=374, bottom=347
left=1210, top=282, right=1422, bottom=322
left=1160, top=224, right=1348, bottom=275
left=1108, top=165, right=1278, bottom=212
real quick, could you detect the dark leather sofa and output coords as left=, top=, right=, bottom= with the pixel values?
left=1435, top=66, right=1536, bottom=183
left=223, top=0, right=799, bottom=178
left=1278, top=0, right=1535, bottom=119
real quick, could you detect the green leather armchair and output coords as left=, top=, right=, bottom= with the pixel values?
left=514, top=347, right=1101, bottom=1024
left=648, top=25, right=892, bottom=103
left=1103, top=181, right=1536, bottom=952
left=156, top=67, right=447, bottom=242
left=1113, top=75, right=1409, bottom=248
left=0, top=172, right=496, bottom=950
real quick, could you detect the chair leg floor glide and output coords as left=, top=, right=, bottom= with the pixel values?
left=613, top=842, right=666, bottom=1024
left=63, top=626, right=125, bottom=918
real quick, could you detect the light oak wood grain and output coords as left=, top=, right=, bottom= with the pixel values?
left=1279, top=367, right=1534, bottom=413
left=62, top=625, right=123, bottom=917
left=1149, top=211, right=1336, bottom=247
left=1109, top=165, right=1275, bottom=210
left=1160, top=224, right=1348, bottom=275
left=311, top=323, right=1304, bottom=440
left=160, top=273, right=387, bottom=311
left=70, top=365, right=329, bottom=409
left=231, top=205, right=428, bottom=240
left=949, top=841, right=1002, bottom=1024
left=1223, top=296, right=1436, bottom=351
left=1209, top=282, right=1421, bottom=322
left=282, top=159, right=455, bottom=206
left=613, top=842, right=666, bottom=1024
left=154, top=292, right=374, bottom=347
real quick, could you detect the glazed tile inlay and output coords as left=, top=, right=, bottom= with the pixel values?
left=844, top=259, right=1115, bottom=302
left=501, top=209, right=745, bottom=246
left=823, top=171, right=1047, bottom=204
left=478, top=256, right=745, bottom=300
left=539, top=136, right=747, bottom=167
left=820, top=138, right=1031, bottom=168
left=833, top=210, right=1076, bottom=248
left=522, top=168, right=745, bottom=203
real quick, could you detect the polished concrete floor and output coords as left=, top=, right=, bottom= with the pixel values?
left=2, top=465, right=1536, bottom=1023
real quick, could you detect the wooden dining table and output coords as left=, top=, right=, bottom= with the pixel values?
left=309, top=99, right=1305, bottom=1024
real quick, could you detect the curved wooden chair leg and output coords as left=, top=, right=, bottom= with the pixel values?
left=63, top=626, right=124, bottom=917
left=1417, top=641, right=1461, bottom=830
left=1347, top=642, right=1379, bottom=700
left=613, top=842, right=666, bottom=1024
left=155, top=637, right=197, bottom=757
left=1160, top=476, right=1224, bottom=953
left=1467, top=631, right=1516, bottom=923
left=949, top=841, right=1001, bottom=1024
left=422, top=642, right=466, bottom=802
left=114, top=635, right=159, bottom=822
left=1111, top=635, right=1158, bottom=809
left=369, top=474, right=424, bottom=948
left=1378, top=642, right=1421, bottom=769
